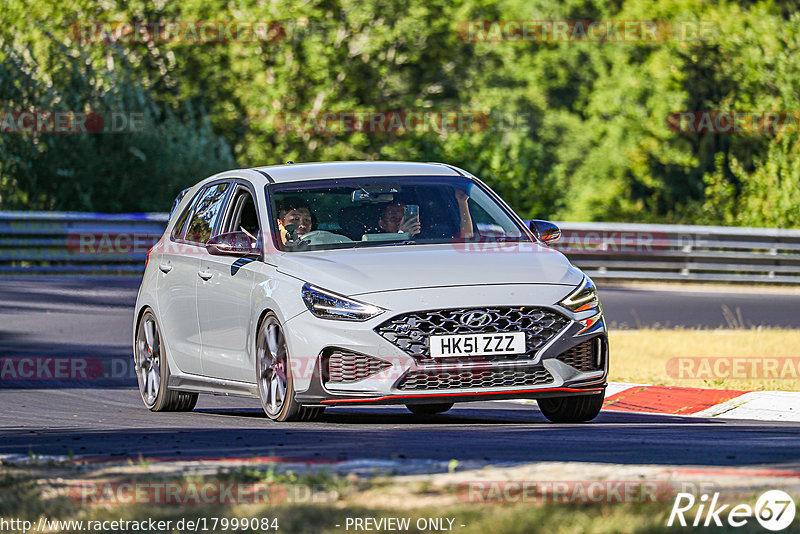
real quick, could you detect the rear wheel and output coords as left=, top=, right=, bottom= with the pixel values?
left=537, top=391, right=604, bottom=423
left=406, top=403, right=454, bottom=415
left=135, top=310, right=198, bottom=412
left=256, top=313, right=324, bottom=422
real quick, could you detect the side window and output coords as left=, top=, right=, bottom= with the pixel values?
left=169, top=187, right=191, bottom=218
left=185, top=182, right=231, bottom=244
left=170, top=189, right=201, bottom=241
left=223, top=187, right=260, bottom=237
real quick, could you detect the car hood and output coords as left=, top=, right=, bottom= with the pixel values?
left=274, top=242, right=583, bottom=296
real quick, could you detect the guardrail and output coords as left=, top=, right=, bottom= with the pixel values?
left=0, top=211, right=167, bottom=275
left=1, top=211, right=799, bottom=283
left=555, top=221, right=800, bottom=284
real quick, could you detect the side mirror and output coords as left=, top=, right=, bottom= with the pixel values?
left=529, top=220, right=561, bottom=245
left=206, top=231, right=262, bottom=257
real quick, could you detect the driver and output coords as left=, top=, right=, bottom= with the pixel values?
left=276, top=197, right=313, bottom=244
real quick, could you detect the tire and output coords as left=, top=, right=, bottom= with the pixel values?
left=135, top=310, right=198, bottom=412
left=256, top=312, right=324, bottom=422
left=537, top=391, right=604, bottom=423
left=406, top=403, right=454, bottom=415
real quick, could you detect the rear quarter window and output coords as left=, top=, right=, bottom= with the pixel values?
left=184, top=182, right=231, bottom=244
left=170, top=189, right=201, bottom=241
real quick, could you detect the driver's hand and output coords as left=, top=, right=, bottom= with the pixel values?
left=399, top=216, right=421, bottom=236
left=277, top=220, right=288, bottom=244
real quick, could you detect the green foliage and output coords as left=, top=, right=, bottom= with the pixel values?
left=0, top=4, right=235, bottom=212
left=0, top=0, right=797, bottom=225
left=0, top=45, right=235, bottom=211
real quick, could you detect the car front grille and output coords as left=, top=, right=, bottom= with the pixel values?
left=324, top=348, right=391, bottom=384
left=375, top=307, right=570, bottom=363
left=556, top=337, right=602, bottom=372
left=396, top=365, right=553, bottom=391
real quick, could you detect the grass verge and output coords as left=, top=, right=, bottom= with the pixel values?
left=609, top=329, right=800, bottom=390
left=0, top=466, right=790, bottom=534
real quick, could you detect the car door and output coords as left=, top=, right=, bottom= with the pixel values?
left=156, top=187, right=205, bottom=375
left=158, top=181, right=232, bottom=376
left=197, top=181, right=262, bottom=383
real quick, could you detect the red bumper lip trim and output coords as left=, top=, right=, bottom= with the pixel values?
left=320, top=386, right=605, bottom=404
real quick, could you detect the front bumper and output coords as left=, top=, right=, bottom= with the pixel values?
left=284, top=285, right=608, bottom=407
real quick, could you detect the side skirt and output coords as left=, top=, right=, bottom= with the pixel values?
left=168, top=373, right=258, bottom=398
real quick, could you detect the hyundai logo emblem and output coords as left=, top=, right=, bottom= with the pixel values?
left=460, top=311, right=493, bottom=328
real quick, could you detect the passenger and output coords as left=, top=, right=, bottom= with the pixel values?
left=376, top=189, right=474, bottom=239
left=276, top=197, right=313, bottom=243
left=377, top=202, right=421, bottom=236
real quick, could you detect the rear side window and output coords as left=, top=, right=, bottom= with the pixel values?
left=170, top=190, right=200, bottom=241
left=185, top=182, right=231, bottom=244
left=169, top=187, right=191, bottom=218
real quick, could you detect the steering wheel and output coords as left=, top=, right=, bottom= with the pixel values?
left=299, top=230, right=354, bottom=245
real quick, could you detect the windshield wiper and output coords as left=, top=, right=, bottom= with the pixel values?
left=348, top=239, right=417, bottom=248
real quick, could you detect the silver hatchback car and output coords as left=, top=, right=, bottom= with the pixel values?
left=134, top=161, right=608, bottom=422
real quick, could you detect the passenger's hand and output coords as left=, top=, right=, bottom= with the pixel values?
left=399, top=216, right=421, bottom=236
left=455, top=189, right=474, bottom=239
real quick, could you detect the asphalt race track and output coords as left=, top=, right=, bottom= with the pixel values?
left=2, top=278, right=799, bottom=362
left=2, top=389, right=800, bottom=466
left=2, top=278, right=800, bottom=466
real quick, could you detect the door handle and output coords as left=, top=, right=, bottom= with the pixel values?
left=198, top=270, right=213, bottom=280
left=158, top=263, right=172, bottom=274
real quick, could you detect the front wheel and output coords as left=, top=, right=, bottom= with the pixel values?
left=256, top=313, right=323, bottom=422
left=406, top=403, right=454, bottom=415
left=537, top=391, right=604, bottom=423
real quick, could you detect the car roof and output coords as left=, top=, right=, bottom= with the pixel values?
left=250, top=161, right=462, bottom=183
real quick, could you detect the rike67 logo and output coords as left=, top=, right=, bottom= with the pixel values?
left=668, top=490, right=796, bottom=531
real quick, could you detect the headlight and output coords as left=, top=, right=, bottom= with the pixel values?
left=560, top=276, right=600, bottom=313
left=560, top=276, right=603, bottom=334
left=301, top=283, right=384, bottom=321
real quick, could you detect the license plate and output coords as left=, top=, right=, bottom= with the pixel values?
left=429, top=332, right=526, bottom=358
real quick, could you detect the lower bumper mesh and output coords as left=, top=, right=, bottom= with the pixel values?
left=556, top=337, right=602, bottom=372
left=325, top=348, right=391, bottom=384
left=397, top=365, right=553, bottom=391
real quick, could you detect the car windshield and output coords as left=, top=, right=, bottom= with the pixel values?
left=268, top=175, right=530, bottom=252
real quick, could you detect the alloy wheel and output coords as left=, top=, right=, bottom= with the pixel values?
left=257, top=316, right=289, bottom=417
left=136, top=312, right=162, bottom=406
